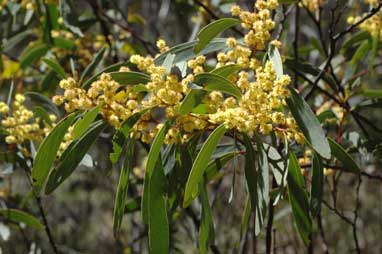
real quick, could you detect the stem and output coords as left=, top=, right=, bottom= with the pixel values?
left=35, top=196, right=59, bottom=254
left=252, top=211, right=257, bottom=254
left=293, top=4, right=299, bottom=88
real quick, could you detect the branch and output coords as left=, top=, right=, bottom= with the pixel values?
left=333, top=3, right=382, bottom=41
left=193, top=0, right=244, bottom=36
left=293, top=4, right=300, bottom=88
left=352, top=175, right=362, bottom=253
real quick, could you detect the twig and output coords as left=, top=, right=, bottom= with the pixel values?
left=317, top=214, right=329, bottom=254
left=352, top=175, right=362, bottom=253
left=293, top=4, right=300, bottom=88
left=333, top=3, right=382, bottom=41
left=322, top=199, right=353, bottom=225
left=35, top=196, right=59, bottom=254
left=193, top=0, right=244, bottom=36
left=97, top=10, right=156, bottom=55
left=19, top=162, right=59, bottom=254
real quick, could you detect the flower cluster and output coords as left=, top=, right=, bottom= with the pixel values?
left=231, top=0, right=278, bottom=50
left=53, top=70, right=140, bottom=128
left=0, top=94, right=55, bottom=144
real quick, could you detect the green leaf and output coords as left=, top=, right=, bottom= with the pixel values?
left=205, top=152, right=236, bottom=180
left=59, top=0, right=83, bottom=36
left=183, top=124, right=227, bottom=207
left=162, top=53, right=175, bottom=74
left=3, top=30, right=36, bottom=53
left=287, top=152, right=312, bottom=245
left=240, top=195, right=251, bottom=240
left=193, top=73, right=242, bottom=99
left=286, top=88, right=331, bottom=159
left=328, top=138, right=360, bottom=173
left=361, top=89, right=382, bottom=98
left=42, top=58, right=67, bottom=79
left=194, top=18, right=240, bottom=53
left=45, top=120, right=106, bottom=194
left=80, top=47, right=106, bottom=83
left=34, top=106, right=53, bottom=127
left=317, top=110, right=337, bottom=123
left=210, top=64, right=241, bottom=78
left=110, top=109, right=149, bottom=164
left=109, top=71, right=151, bottom=85
left=53, top=37, right=75, bottom=49
left=351, top=40, right=371, bottom=65
left=243, top=134, right=269, bottom=235
left=199, top=180, right=215, bottom=254
left=142, top=121, right=170, bottom=223
left=268, top=45, right=283, bottom=79
left=71, top=104, right=102, bottom=140
left=20, top=43, right=48, bottom=69
left=255, top=135, right=270, bottom=207
left=25, top=92, right=60, bottom=117
left=178, top=89, right=207, bottom=115
left=243, top=135, right=260, bottom=235
left=0, top=209, right=43, bottom=230
left=342, top=31, right=371, bottom=54
left=148, top=159, right=169, bottom=254
left=32, top=113, right=76, bottom=194
left=81, top=62, right=125, bottom=88
left=113, top=138, right=135, bottom=236
left=310, top=152, right=323, bottom=217
left=154, top=38, right=229, bottom=65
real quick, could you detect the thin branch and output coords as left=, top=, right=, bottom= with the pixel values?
left=352, top=175, right=362, bottom=253
left=35, top=196, right=59, bottom=254
left=333, top=3, right=382, bottom=41
left=322, top=199, right=353, bottom=225
left=293, top=4, right=300, bottom=88
left=193, top=0, right=244, bottom=36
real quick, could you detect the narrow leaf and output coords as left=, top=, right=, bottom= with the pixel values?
left=148, top=159, right=169, bottom=254
left=328, top=138, right=360, bottom=172
left=286, top=88, right=331, bottom=159
left=113, top=138, right=135, bottom=236
left=109, top=71, right=151, bottom=85
left=268, top=45, right=283, bottom=79
left=193, top=73, right=242, bottom=99
left=42, top=58, right=67, bottom=79
left=20, top=43, right=48, bottom=69
left=81, top=62, right=125, bottom=88
left=199, top=180, right=215, bottom=254
left=183, top=124, right=227, bottom=207
left=310, top=152, right=324, bottom=217
left=32, top=113, right=76, bottom=194
left=210, top=64, right=241, bottom=78
left=45, top=120, right=106, bottom=194
left=142, top=122, right=170, bottom=223
left=194, top=18, right=240, bottom=53
left=80, top=47, right=106, bottom=83
left=25, top=92, right=60, bottom=117
left=154, top=38, right=228, bottom=65
left=71, top=104, right=101, bottom=140
left=110, top=109, right=149, bottom=164
left=0, top=209, right=43, bottom=230
left=287, top=152, right=312, bottom=245
left=178, top=89, right=207, bottom=115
